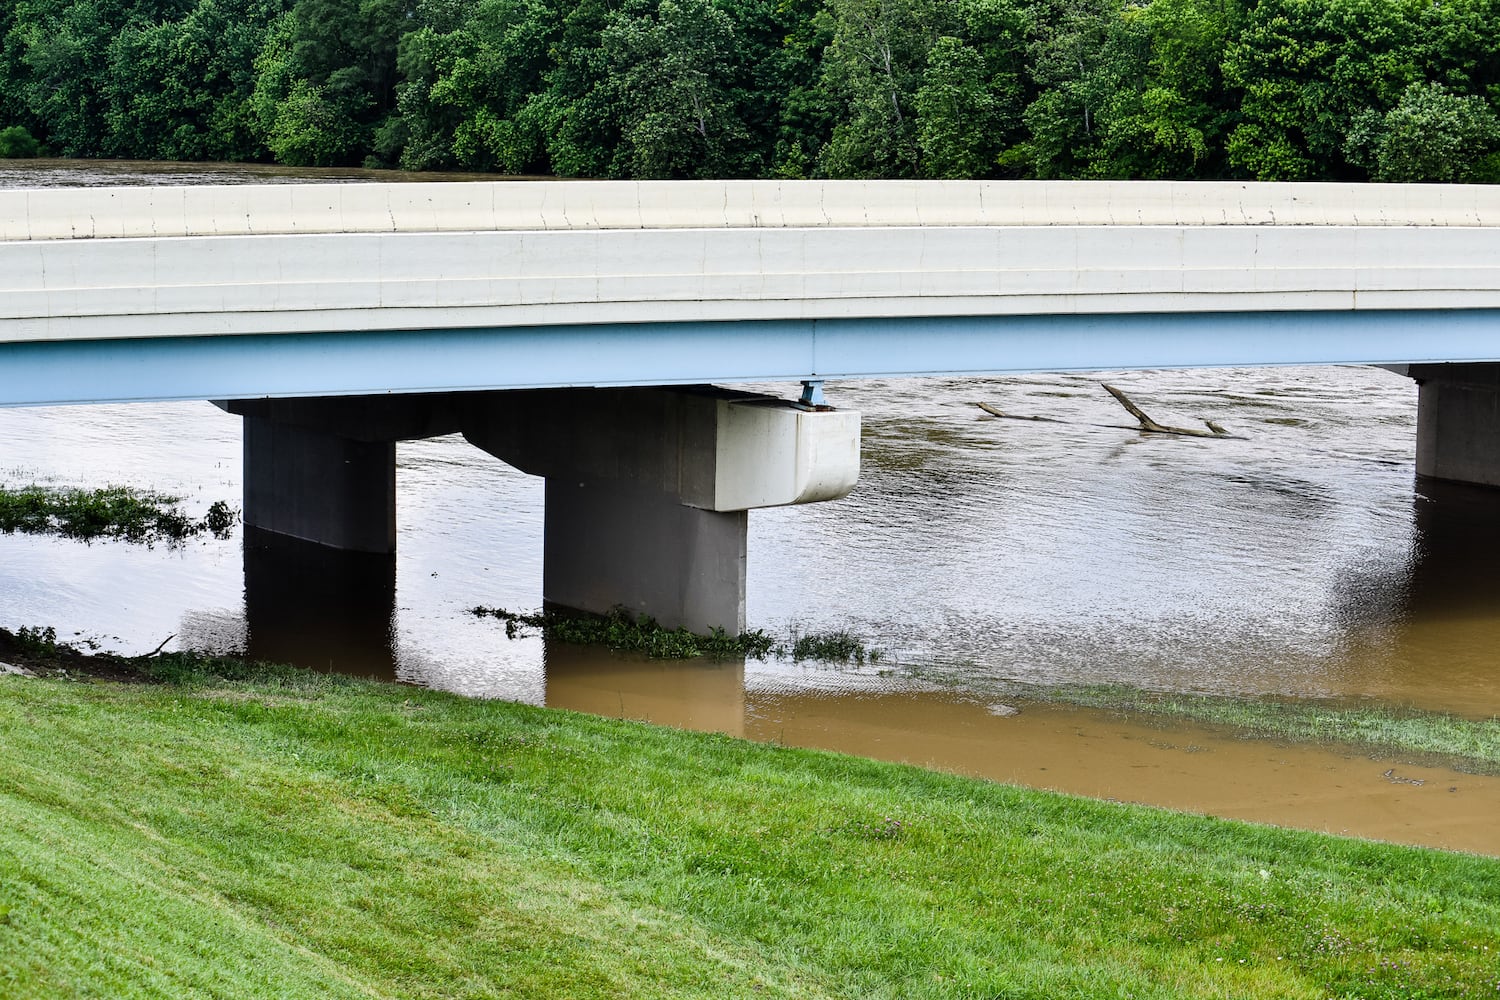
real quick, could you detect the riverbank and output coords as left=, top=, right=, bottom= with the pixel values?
left=3, top=643, right=1499, bottom=998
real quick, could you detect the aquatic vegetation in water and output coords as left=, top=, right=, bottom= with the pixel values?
left=471, top=606, right=776, bottom=659
left=470, top=606, right=882, bottom=664
left=0, top=485, right=238, bottom=546
left=790, top=629, right=881, bottom=665
left=1038, top=683, right=1500, bottom=777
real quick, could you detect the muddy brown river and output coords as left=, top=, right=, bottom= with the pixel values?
left=4, top=160, right=1500, bottom=854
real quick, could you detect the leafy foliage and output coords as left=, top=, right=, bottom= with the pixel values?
left=6, top=0, right=1500, bottom=180
left=0, top=485, right=238, bottom=546
left=0, top=124, right=40, bottom=156
left=469, top=605, right=884, bottom=663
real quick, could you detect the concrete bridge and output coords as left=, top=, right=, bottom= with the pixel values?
left=5, top=179, right=1500, bottom=631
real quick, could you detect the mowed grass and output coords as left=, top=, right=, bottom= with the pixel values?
left=3, top=658, right=1500, bottom=999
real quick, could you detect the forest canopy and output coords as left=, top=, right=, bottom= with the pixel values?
left=4, top=0, right=1500, bottom=181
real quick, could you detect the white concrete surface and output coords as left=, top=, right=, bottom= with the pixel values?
left=713, top=399, right=860, bottom=510
left=10, top=180, right=1500, bottom=241
left=460, top=386, right=859, bottom=513
left=8, top=179, right=1500, bottom=345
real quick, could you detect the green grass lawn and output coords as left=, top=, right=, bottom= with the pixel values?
left=3, top=654, right=1499, bottom=999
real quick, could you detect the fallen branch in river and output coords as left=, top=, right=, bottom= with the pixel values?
left=1101, top=384, right=1232, bottom=438
left=973, top=402, right=1067, bottom=423
left=974, top=387, right=1238, bottom=439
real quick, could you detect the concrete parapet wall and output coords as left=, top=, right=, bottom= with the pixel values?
left=11, top=219, right=1500, bottom=345
left=12, top=179, right=1500, bottom=404
left=11, top=180, right=1500, bottom=242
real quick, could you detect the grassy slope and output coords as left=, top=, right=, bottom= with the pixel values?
left=2, top=661, right=1499, bottom=999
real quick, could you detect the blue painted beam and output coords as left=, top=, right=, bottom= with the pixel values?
left=3, top=310, right=1500, bottom=408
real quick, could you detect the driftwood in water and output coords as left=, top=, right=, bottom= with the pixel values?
left=975, top=386, right=1237, bottom=439
left=1101, top=384, right=1230, bottom=438
left=974, top=401, right=1066, bottom=423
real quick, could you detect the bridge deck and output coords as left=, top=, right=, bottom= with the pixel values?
left=4, top=180, right=1500, bottom=406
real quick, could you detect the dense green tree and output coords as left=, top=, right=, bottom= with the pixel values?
left=815, top=0, right=949, bottom=177
left=1346, top=81, right=1500, bottom=182
left=0, top=125, right=41, bottom=156
left=101, top=0, right=285, bottom=160
left=3, top=0, right=120, bottom=155
left=4, top=0, right=1500, bottom=183
left=1088, top=0, right=1242, bottom=178
left=392, top=0, right=557, bottom=171
left=249, top=0, right=405, bottom=165
left=599, top=0, right=757, bottom=177
left=911, top=1, right=1029, bottom=179
left=1223, top=0, right=1500, bottom=180
left=526, top=0, right=624, bottom=176
left=761, top=0, right=834, bottom=177
left=915, top=36, right=996, bottom=177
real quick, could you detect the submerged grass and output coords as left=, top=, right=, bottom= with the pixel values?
left=471, top=606, right=882, bottom=664
left=1042, top=684, right=1500, bottom=777
left=3, top=645, right=1500, bottom=998
left=471, top=606, right=778, bottom=659
left=0, top=485, right=236, bottom=546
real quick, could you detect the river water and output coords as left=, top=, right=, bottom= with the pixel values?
left=6, top=160, right=1500, bottom=853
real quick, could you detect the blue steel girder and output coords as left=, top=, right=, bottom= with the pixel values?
left=4, top=310, right=1500, bottom=407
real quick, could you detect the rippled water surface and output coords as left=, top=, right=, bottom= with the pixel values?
left=7, top=366, right=1492, bottom=713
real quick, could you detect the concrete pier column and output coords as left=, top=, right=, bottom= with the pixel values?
left=1409, top=363, right=1500, bottom=488
left=463, top=386, right=860, bottom=634
left=222, top=386, right=858, bottom=635
left=242, top=414, right=396, bottom=553
left=544, top=477, right=748, bottom=634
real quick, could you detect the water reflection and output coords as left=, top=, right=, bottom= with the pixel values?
left=544, top=639, right=746, bottom=737
left=1364, top=479, right=1500, bottom=710
left=1409, top=478, right=1500, bottom=622
left=242, top=526, right=397, bottom=681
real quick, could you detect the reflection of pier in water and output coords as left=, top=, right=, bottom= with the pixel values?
left=233, top=469, right=1500, bottom=718
left=242, top=526, right=398, bottom=681
left=543, top=641, right=745, bottom=737
left=1386, top=478, right=1500, bottom=711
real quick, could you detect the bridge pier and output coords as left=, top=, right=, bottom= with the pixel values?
left=1408, top=363, right=1500, bottom=488
left=462, top=387, right=859, bottom=633
left=241, top=415, right=397, bottom=553
left=543, top=479, right=747, bottom=635
left=223, top=386, right=859, bottom=635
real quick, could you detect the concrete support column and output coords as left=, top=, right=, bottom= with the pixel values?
left=242, top=414, right=396, bottom=553
left=464, top=386, right=859, bottom=634
left=224, top=385, right=857, bottom=636
left=1410, top=363, right=1500, bottom=488
left=544, top=478, right=748, bottom=633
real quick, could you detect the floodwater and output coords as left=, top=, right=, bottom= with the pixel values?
left=5, top=160, right=1500, bottom=854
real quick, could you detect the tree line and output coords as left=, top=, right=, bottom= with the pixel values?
left=4, top=0, right=1500, bottom=182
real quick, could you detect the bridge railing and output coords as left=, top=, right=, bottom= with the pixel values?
left=8, top=179, right=1500, bottom=243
